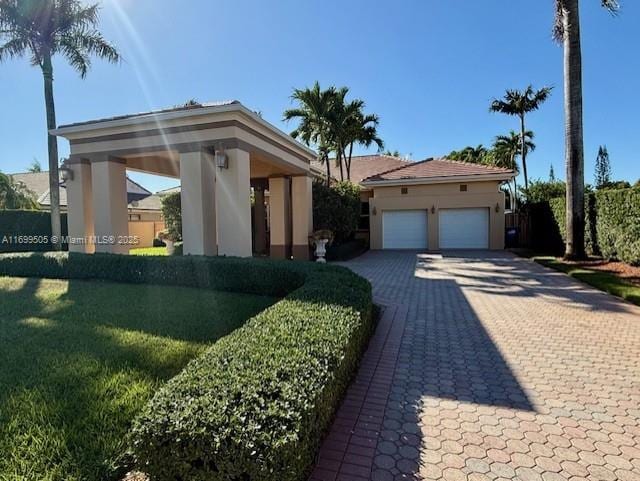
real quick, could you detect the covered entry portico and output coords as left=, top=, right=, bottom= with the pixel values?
left=52, top=101, right=315, bottom=259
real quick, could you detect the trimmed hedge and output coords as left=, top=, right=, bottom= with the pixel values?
left=595, top=188, right=640, bottom=265
left=529, top=187, right=640, bottom=265
left=0, top=252, right=374, bottom=480
left=0, top=210, right=68, bottom=252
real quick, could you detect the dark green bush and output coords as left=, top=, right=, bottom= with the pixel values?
left=160, top=192, right=182, bottom=241
left=313, top=181, right=361, bottom=243
left=0, top=252, right=374, bottom=480
left=529, top=188, right=639, bottom=263
left=0, top=210, right=68, bottom=252
left=595, top=187, right=640, bottom=265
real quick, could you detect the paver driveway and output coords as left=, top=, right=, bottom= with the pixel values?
left=310, top=250, right=640, bottom=481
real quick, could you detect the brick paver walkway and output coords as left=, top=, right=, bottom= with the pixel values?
left=310, top=250, right=640, bottom=481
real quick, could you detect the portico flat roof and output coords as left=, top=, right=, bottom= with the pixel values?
left=51, top=100, right=317, bottom=159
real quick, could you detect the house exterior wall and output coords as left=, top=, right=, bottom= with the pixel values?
left=368, top=180, right=505, bottom=250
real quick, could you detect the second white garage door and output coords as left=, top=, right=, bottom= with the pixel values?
left=439, top=208, right=489, bottom=249
left=383, top=210, right=428, bottom=249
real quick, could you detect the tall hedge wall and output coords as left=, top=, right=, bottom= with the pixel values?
left=531, top=187, right=639, bottom=265
left=0, top=210, right=68, bottom=253
left=0, top=252, right=374, bottom=480
left=595, top=188, right=640, bottom=265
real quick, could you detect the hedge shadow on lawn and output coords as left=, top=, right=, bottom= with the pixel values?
left=0, top=252, right=374, bottom=481
left=0, top=274, right=275, bottom=481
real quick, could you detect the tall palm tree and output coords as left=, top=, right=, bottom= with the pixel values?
left=0, top=0, right=119, bottom=249
left=553, top=0, right=619, bottom=259
left=0, top=172, right=38, bottom=209
left=491, top=131, right=535, bottom=209
left=341, top=110, right=384, bottom=181
left=284, top=82, right=338, bottom=186
left=490, top=85, right=552, bottom=192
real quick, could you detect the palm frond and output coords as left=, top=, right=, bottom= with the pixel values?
left=0, top=35, right=28, bottom=60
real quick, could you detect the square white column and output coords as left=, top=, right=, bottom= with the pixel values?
left=66, top=160, right=94, bottom=253
left=180, top=149, right=217, bottom=256
left=216, top=148, right=252, bottom=257
left=91, top=157, right=129, bottom=254
left=291, top=175, right=313, bottom=260
left=268, top=176, right=291, bottom=259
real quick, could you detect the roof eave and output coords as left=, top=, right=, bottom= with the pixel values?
left=360, top=172, right=515, bottom=187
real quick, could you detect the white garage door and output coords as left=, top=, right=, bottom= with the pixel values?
left=439, top=208, right=489, bottom=249
left=383, top=210, right=428, bottom=249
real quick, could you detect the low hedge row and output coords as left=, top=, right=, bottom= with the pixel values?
left=0, top=210, right=68, bottom=252
left=0, top=252, right=374, bottom=480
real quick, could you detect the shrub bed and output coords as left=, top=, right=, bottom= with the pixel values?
left=0, top=252, right=374, bottom=481
left=0, top=210, right=68, bottom=252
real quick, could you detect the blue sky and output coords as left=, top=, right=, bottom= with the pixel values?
left=1, top=0, right=638, bottom=192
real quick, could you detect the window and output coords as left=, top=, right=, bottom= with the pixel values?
left=459, top=184, right=468, bottom=192
left=359, top=201, right=370, bottom=230
left=129, top=213, right=141, bottom=221
left=401, top=187, right=408, bottom=195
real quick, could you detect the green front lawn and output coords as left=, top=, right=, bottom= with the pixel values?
left=129, top=246, right=167, bottom=256
left=533, top=256, right=640, bottom=306
left=0, top=276, right=276, bottom=481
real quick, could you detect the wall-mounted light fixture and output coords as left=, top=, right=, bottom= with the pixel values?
left=59, top=162, right=74, bottom=182
left=495, top=202, right=500, bottom=213
left=214, top=144, right=228, bottom=169
left=431, top=205, right=436, bottom=214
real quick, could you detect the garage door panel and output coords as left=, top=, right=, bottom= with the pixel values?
left=383, top=210, right=428, bottom=249
left=439, top=208, right=489, bottom=249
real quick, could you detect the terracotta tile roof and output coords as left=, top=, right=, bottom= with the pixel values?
left=362, top=158, right=514, bottom=182
left=311, top=154, right=411, bottom=184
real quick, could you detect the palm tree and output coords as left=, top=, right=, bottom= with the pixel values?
left=0, top=172, right=38, bottom=209
left=0, top=0, right=120, bottom=249
left=553, top=0, right=619, bottom=259
left=284, top=82, right=338, bottom=186
left=448, top=145, right=488, bottom=164
left=490, top=86, right=552, bottom=192
left=491, top=131, right=535, bottom=209
left=341, top=110, right=384, bottom=181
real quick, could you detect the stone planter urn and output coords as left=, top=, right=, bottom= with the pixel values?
left=164, top=239, right=175, bottom=255
left=310, top=229, right=334, bottom=263
left=314, top=239, right=329, bottom=263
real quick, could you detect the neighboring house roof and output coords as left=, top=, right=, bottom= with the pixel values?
left=129, top=194, right=163, bottom=211
left=311, top=154, right=411, bottom=184
left=10, top=171, right=157, bottom=209
left=361, top=158, right=514, bottom=185
left=156, top=186, right=181, bottom=196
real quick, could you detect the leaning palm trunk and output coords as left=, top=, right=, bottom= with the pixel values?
left=346, top=142, right=354, bottom=181
left=42, top=52, right=62, bottom=251
left=336, top=149, right=344, bottom=181
left=562, top=0, right=586, bottom=259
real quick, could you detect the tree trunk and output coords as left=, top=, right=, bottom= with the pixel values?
left=346, top=142, right=354, bottom=181
left=520, top=114, right=529, bottom=192
left=42, top=53, right=62, bottom=251
left=323, top=150, right=331, bottom=187
left=562, top=0, right=586, bottom=259
left=511, top=152, right=518, bottom=212
left=337, top=148, right=344, bottom=181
